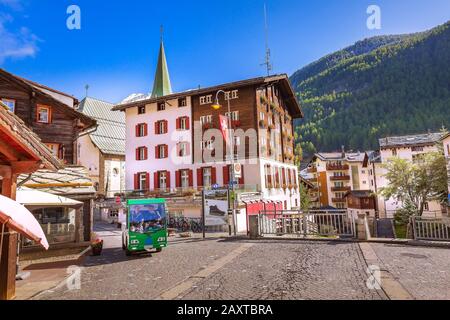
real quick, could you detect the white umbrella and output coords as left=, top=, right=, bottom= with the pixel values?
left=16, top=187, right=82, bottom=207
left=0, top=194, right=49, bottom=268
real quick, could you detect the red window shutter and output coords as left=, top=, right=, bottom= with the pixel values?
left=166, top=171, right=171, bottom=189
left=136, top=148, right=139, bottom=161
left=144, top=123, right=148, bottom=136
left=144, top=147, right=148, bottom=160
left=155, top=145, right=160, bottom=159
left=164, top=120, right=168, bottom=134
left=197, top=168, right=203, bottom=187
left=155, top=122, right=159, bottom=135
left=189, top=170, right=194, bottom=187
left=240, top=165, right=245, bottom=186
left=211, top=167, right=217, bottom=185
left=154, top=172, right=159, bottom=189
left=134, top=174, right=139, bottom=190
left=176, top=118, right=180, bottom=130
left=145, top=172, right=150, bottom=190
left=164, top=145, right=168, bottom=158
left=176, top=170, right=181, bottom=188
left=223, top=165, right=230, bottom=186
left=185, top=117, right=190, bottom=130
left=135, top=125, right=139, bottom=137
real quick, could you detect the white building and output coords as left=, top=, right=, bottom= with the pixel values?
left=77, top=97, right=126, bottom=198
left=377, top=132, right=446, bottom=218
left=113, top=39, right=303, bottom=220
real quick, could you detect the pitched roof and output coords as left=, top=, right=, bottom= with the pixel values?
left=0, top=102, right=63, bottom=170
left=151, top=40, right=173, bottom=98
left=0, top=68, right=96, bottom=129
left=379, top=132, right=444, bottom=149
left=78, top=97, right=125, bottom=156
left=17, top=166, right=96, bottom=196
left=314, top=152, right=368, bottom=162
left=113, top=74, right=303, bottom=118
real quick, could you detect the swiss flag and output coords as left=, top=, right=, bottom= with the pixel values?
left=219, top=115, right=230, bottom=145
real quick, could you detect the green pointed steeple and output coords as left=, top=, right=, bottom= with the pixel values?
left=151, top=37, right=173, bottom=98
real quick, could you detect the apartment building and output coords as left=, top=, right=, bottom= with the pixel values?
left=378, top=132, right=446, bottom=218
left=112, top=39, right=303, bottom=211
left=306, top=151, right=371, bottom=209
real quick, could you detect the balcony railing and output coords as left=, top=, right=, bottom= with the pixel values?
left=332, top=198, right=346, bottom=203
left=326, top=164, right=349, bottom=171
left=330, top=175, right=350, bottom=181
left=331, top=186, right=351, bottom=192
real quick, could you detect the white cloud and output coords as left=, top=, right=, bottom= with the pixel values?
left=0, top=14, right=40, bottom=64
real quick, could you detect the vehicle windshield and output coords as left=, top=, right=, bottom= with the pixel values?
left=129, top=203, right=166, bottom=234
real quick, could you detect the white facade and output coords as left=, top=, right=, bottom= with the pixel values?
left=378, top=144, right=443, bottom=218
left=124, top=96, right=300, bottom=213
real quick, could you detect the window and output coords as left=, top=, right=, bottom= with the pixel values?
left=113, top=168, right=119, bottom=177
left=157, top=102, right=165, bottom=111
left=200, top=115, right=212, bottom=126
left=234, top=136, right=241, bottom=146
left=392, top=149, right=397, bottom=156
left=159, top=171, right=167, bottom=190
left=259, top=112, right=265, bottom=121
left=424, top=202, right=429, bottom=211
left=203, top=167, right=212, bottom=187
left=178, top=117, right=189, bottom=130
left=138, top=106, right=146, bottom=114
left=156, top=120, right=168, bottom=134
left=136, top=123, right=147, bottom=137
left=225, top=90, right=239, bottom=100
left=37, top=105, right=51, bottom=123
left=156, top=144, right=168, bottom=159
left=178, top=97, right=187, bottom=107
left=412, top=146, right=424, bottom=152
left=181, top=170, right=190, bottom=188
left=1, top=98, right=15, bottom=112
left=200, top=95, right=213, bottom=105
left=178, top=142, right=189, bottom=157
left=136, top=147, right=147, bottom=161
left=225, top=111, right=239, bottom=121
left=138, top=173, right=147, bottom=190
left=201, top=140, right=214, bottom=151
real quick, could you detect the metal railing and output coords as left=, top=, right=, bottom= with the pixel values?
left=258, top=210, right=356, bottom=238
left=411, top=217, right=450, bottom=241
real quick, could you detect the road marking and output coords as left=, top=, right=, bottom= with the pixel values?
left=359, top=242, right=414, bottom=300
left=158, top=243, right=254, bottom=300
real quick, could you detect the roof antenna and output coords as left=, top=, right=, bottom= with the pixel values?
left=160, top=24, right=164, bottom=42
left=261, top=3, right=273, bottom=76
left=85, top=84, right=89, bottom=98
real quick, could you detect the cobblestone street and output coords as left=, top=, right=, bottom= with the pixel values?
left=34, top=223, right=450, bottom=300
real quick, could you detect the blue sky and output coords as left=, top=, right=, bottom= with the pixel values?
left=0, top=0, right=449, bottom=103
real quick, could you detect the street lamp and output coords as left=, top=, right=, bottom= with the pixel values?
left=211, top=90, right=237, bottom=236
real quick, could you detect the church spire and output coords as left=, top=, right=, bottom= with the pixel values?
left=151, top=26, right=173, bottom=98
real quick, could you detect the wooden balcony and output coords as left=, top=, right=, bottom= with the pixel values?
left=330, top=175, right=350, bottom=181
left=326, top=164, right=349, bottom=171
left=332, top=198, right=346, bottom=203
left=331, top=186, right=351, bottom=192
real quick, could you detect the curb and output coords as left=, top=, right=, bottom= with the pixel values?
left=359, top=242, right=414, bottom=300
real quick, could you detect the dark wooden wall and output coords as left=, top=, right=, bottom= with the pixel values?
left=0, top=76, right=79, bottom=164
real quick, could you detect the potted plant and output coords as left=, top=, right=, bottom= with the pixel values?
left=91, top=233, right=103, bottom=256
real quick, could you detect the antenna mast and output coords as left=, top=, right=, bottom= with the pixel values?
left=261, top=3, right=272, bottom=76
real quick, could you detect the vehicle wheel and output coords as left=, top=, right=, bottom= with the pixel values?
left=156, top=248, right=162, bottom=253
left=125, top=249, right=132, bottom=256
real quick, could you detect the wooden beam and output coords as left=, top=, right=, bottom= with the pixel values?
left=0, top=174, right=17, bottom=300
left=0, top=165, right=12, bottom=179
left=11, top=161, right=42, bottom=175
left=0, top=142, right=20, bottom=162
